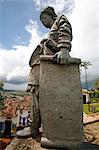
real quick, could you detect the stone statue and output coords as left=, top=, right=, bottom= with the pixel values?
left=27, top=7, right=72, bottom=137
left=27, top=6, right=73, bottom=137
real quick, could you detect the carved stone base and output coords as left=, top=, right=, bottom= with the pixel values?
left=41, top=137, right=82, bottom=149
left=39, top=55, right=83, bottom=149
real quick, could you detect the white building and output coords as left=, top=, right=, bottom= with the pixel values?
left=82, top=89, right=91, bottom=104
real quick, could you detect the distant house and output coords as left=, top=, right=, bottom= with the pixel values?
left=0, top=96, right=31, bottom=136
left=82, top=89, right=91, bottom=104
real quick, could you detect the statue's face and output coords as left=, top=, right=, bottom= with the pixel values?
left=41, top=13, right=54, bottom=28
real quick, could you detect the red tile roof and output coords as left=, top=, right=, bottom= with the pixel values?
left=0, top=96, right=31, bottom=117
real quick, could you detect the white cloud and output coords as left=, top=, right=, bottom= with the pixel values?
left=7, top=66, right=29, bottom=84
left=0, top=47, right=29, bottom=84
left=33, top=0, right=75, bottom=14
left=69, top=0, right=99, bottom=83
left=25, top=20, right=44, bottom=49
left=0, top=20, right=45, bottom=89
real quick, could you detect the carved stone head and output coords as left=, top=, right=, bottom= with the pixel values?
left=40, top=6, right=57, bottom=28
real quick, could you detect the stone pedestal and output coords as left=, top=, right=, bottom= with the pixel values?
left=39, top=56, right=83, bottom=149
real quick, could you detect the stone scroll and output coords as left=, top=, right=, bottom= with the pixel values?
left=39, top=55, right=83, bottom=149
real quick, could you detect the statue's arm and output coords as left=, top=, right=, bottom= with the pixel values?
left=53, top=15, right=73, bottom=64
left=57, top=15, right=72, bottom=49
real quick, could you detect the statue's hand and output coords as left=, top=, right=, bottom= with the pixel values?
left=53, top=48, right=71, bottom=64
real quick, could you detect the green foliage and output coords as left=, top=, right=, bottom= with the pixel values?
left=80, top=61, right=92, bottom=90
left=92, top=98, right=99, bottom=103
left=89, top=90, right=99, bottom=103
left=7, top=90, right=31, bottom=97
left=0, top=93, right=4, bottom=101
left=83, top=103, right=99, bottom=114
left=80, top=61, right=91, bottom=69
left=94, top=79, right=99, bottom=90
left=0, top=81, right=4, bottom=101
left=0, top=81, right=4, bottom=110
left=95, top=92, right=99, bottom=98
left=0, top=92, right=4, bottom=110
left=83, top=104, right=91, bottom=114
left=0, top=81, right=4, bottom=91
left=92, top=99, right=97, bottom=103
left=90, top=92, right=95, bottom=98
left=0, top=102, right=4, bottom=110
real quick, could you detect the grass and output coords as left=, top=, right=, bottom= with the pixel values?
left=92, top=98, right=99, bottom=103
left=83, top=103, right=99, bottom=114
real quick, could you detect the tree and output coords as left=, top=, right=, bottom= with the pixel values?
left=81, top=61, right=92, bottom=112
left=94, top=79, right=99, bottom=91
left=0, top=81, right=4, bottom=91
left=80, top=61, right=91, bottom=90
left=0, top=81, right=4, bottom=110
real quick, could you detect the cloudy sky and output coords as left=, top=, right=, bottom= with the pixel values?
left=0, top=0, right=99, bottom=90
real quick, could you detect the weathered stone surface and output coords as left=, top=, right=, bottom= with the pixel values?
left=39, top=56, right=83, bottom=149
left=5, top=137, right=99, bottom=150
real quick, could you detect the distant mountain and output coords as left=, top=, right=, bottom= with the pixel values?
left=81, top=79, right=98, bottom=89
left=3, top=90, right=30, bottom=97
left=4, top=89, right=16, bottom=92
